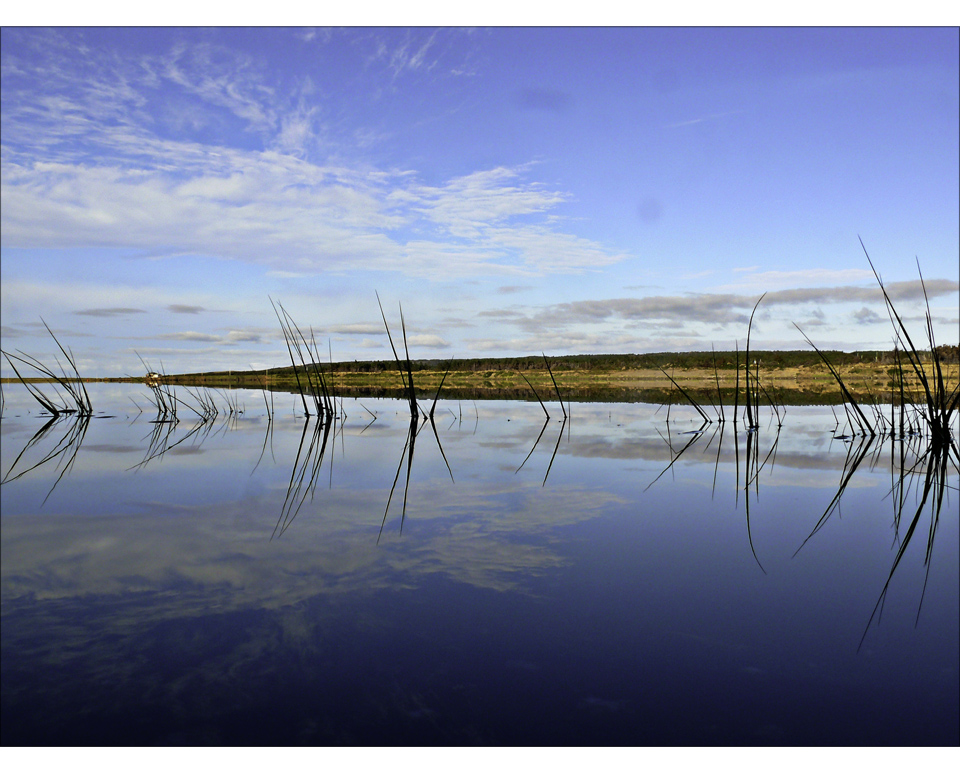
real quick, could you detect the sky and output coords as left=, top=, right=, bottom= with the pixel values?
left=1, top=25, right=958, bottom=378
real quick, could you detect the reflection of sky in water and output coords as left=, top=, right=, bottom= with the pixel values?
left=1, top=385, right=957, bottom=744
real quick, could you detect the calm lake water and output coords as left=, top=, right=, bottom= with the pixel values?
left=1, top=383, right=957, bottom=746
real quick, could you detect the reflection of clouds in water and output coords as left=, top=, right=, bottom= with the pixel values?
left=81, top=443, right=142, bottom=453
left=544, top=428, right=887, bottom=479
left=1, top=475, right=630, bottom=737
left=1, top=401, right=917, bottom=620
left=3, top=398, right=952, bottom=658
left=1, top=479, right=628, bottom=612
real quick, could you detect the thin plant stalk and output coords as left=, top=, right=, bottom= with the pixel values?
left=542, top=354, right=566, bottom=419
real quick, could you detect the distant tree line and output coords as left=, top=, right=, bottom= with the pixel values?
left=334, top=349, right=913, bottom=373
left=933, top=344, right=959, bottom=363
left=164, top=346, right=957, bottom=381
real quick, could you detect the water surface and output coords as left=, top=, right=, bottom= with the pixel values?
left=1, top=384, right=957, bottom=745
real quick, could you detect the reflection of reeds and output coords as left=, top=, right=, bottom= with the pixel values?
left=541, top=417, right=567, bottom=486
left=378, top=411, right=456, bottom=541
left=0, top=413, right=91, bottom=504
left=742, top=428, right=768, bottom=574
left=252, top=411, right=276, bottom=474
left=644, top=421, right=706, bottom=491
left=128, top=412, right=218, bottom=471
left=788, top=415, right=956, bottom=649
left=273, top=417, right=334, bottom=538
left=646, top=415, right=785, bottom=574
left=516, top=417, right=550, bottom=474
left=871, top=434, right=951, bottom=650
left=379, top=416, right=419, bottom=542
left=256, top=368, right=275, bottom=421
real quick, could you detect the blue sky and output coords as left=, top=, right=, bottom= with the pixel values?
left=1, top=26, right=958, bottom=377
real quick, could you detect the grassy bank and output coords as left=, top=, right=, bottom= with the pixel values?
left=48, top=350, right=953, bottom=407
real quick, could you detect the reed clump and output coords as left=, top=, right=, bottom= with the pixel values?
left=271, top=298, right=334, bottom=419
left=2, top=320, right=92, bottom=417
left=376, top=292, right=420, bottom=419
left=797, top=240, right=958, bottom=446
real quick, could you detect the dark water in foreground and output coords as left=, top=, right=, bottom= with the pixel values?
left=1, top=385, right=957, bottom=746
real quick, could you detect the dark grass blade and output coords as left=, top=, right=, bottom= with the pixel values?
left=429, top=370, right=450, bottom=420
left=743, top=294, right=766, bottom=429
left=1, top=351, right=63, bottom=415
left=859, top=238, right=957, bottom=443
left=517, top=369, right=550, bottom=419
left=733, top=342, right=741, bottom=426
left=658, top=366, right=710, bottom=425
left=40, top=318, right=91, bottom=414
left=270, top=298, right=311, bottom=416
left=712, top=344, right=725, bottom=423
left=542, top=354, right=566, bottom=419
left=399, top=304, right=419, bottom=418
left=376, top=292, right=409, bottom=393
left=794, top=324, right=874, bottom=435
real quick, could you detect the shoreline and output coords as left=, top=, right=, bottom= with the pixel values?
left=5, top=361, right=957, bottom=407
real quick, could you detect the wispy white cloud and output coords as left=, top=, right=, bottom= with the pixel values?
left=663, top=109, right=746, bottom=129
left=324, top=323, right=384, bottom=335
left=2, top=60, right=624, bottom=279
left=158, top=331, right=222, bottom=342
left=715, top=267, right=876, bottom=292
left=159, top=41, right=277, bottom=134
left=156, top=329, right=264, bottom=345
left=414, top=167, right=568, bottom=237
left=407, top=334, right=450, bottom=349
left=374, top=28, right=443, bottom=82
